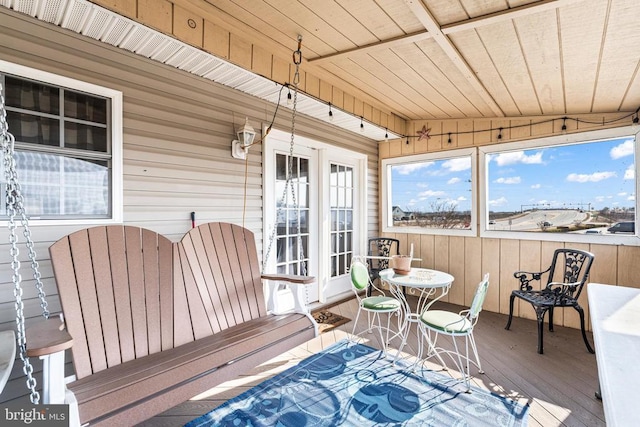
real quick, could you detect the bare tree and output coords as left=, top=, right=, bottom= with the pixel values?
left=414, top=200, right=468, bottom=229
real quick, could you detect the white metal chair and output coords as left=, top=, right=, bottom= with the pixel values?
left=350, top=257, right=402, bottom=354
left=418, top=273, right=490, bottom=392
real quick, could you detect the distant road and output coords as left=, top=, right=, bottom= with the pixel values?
left=490, top=210, right=588, bottom=231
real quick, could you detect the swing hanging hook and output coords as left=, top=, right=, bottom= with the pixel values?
left=292, top=35, right=303, bottom=66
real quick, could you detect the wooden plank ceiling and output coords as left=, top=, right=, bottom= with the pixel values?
left=193, top=0, right=640, bottom=121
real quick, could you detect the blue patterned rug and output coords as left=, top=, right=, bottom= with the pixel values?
left=185, top=340, right=529, bottom=426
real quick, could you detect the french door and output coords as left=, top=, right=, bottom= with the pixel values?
left=263, top=129, right=366, bottom=304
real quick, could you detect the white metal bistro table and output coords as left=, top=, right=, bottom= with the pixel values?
left=379, top=267, right=454, bottom=360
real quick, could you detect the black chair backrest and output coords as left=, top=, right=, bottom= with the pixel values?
left=547, top=248, right=594, bottom=299
left=367, top=237, right=400, bottom=277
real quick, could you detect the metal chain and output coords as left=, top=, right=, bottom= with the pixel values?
left=289, top=36, right=307, bottom=278
left=1, top=83, right=47, bottom=404
left=263, top=36, right=308, bottom=288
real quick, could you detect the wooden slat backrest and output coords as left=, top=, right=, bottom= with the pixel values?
left=49, top=226, right=174, bottom=379
left=179, top=222, right=267, bottom=335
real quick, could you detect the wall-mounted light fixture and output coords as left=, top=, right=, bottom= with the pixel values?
left=231, top=118, right=257, bottom=160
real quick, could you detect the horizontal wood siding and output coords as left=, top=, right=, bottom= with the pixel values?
left=0, top=9, right=378, bottom=403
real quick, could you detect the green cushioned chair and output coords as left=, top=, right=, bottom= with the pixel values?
left=350, top=257, right=402, bottom=354
left=419, top=273, right=489, bottom=392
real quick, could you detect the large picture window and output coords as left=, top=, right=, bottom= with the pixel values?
left=480, top=127, right=639, bottom=243
left=0, top=61, right=122, bottom=223
left=382, top=148, right=476, bottom=235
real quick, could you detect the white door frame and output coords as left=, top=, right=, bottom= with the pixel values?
left=263, top=128, right=368, bottom=304
left=319, top=150, right=367, bottom=302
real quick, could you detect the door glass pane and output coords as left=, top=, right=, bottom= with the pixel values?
left=330, top=162, right=354, bottom=277
left=276, top=153, right=287, bottom=180
left=273, top=152, right=310, bottom=277
left=300, top=157, right=309, bottom=180
left=330, top=186, right=337, bottom=207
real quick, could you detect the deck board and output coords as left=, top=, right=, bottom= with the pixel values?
left=139, top=296, right=605, bottom=427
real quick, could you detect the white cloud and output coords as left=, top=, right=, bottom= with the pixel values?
left=442, top=157, right=471, bottom=172
left=488, top=196, right=508, bottom=206
left=494, top=176, right=521, bottom=184
left=418, top=190, right=446, bottom=198
left=457, top=196, right=467, bottom=201
left=610, top=139, right=634, bottom=159
left=395, top=162, right=433, bottom=175
left=566, top=171, right=616, bottom=182
left=629, top=195, right=636, bottom=201
left=493, top=151, right=543, bottom=166
left=447, top=177, right=461, bottom=185
left=625, top=164, right=635, bottom=180
left=531, top=184, right=541, bottom=189
left=618, top=192, right=628, bottom=196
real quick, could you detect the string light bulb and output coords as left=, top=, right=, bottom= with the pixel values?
left=286, top=87, right=292, bottom=105
left=497, top=127, right=503, bottom=140
left=447, top=132, right=452, bottom=144
left=328, top=103, right=334, bottom=121
left=632, top=111, right=639, bottom=130
left=360, top=117, right=364, bottom=132
left=384, top=128, right=389, bottom=141
left=561, top=117, right=567, bottom=134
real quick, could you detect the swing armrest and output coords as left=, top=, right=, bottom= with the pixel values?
left=26, top=317, right=73, bottom=357
left=261, top=273, right=315, bottom=285
left=262, top=275, right=316, bottom=316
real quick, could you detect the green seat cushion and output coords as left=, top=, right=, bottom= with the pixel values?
left=362, top=296, right=401, bottom=311
left=420, top=310, right=472, bottom=333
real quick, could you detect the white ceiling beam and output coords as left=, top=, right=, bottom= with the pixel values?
left=309, top=0, right=584, bottom=67
left=442, top=0, right=587, bottom=35
left=308, top=30, right=431, bottom=64
left=403, top=0, right=504, bottom=117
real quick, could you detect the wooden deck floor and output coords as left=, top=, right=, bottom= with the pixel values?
left=140, top=296, right=605, bottom=427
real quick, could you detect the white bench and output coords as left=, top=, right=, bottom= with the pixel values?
left=587, top=283, right=640, bottom=427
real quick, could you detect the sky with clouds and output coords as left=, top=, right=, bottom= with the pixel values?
left=391, top=155, right=473, bottom=213
left=391, top=136, right=636, bottom=213
left=487, top=137, right=635, bottom=212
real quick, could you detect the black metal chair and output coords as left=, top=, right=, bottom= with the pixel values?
left=366, top=237, right=399, bottom=297
left=505, top=248, right=595, bottom=354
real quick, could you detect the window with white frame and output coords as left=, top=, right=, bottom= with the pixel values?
left=382, top=148, right=476, bottom=235
left=0, top=61, right=122, bottom=222
left=481, top=127, right=638, bottom=242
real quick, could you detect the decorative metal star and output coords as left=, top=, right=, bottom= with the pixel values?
left=417, top=125, right=431, bottom=141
